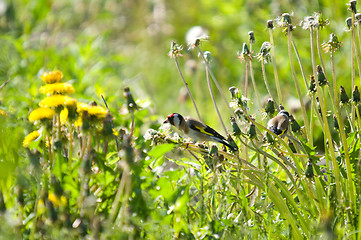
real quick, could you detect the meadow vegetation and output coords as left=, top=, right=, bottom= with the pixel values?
left=1, top=0, right=361, bottom=239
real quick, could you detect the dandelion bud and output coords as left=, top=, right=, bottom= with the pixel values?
left=308, top=75, right=316, bottom=93
left=281, top=13, right=292, bottom=25
left=333, top=114, right=339, bottom=130
left=230, top=117, right=242, bottom=136
left=257, top=42, right=272, bottom=63
left=209, top=144, right=219, bottom=158
left=290, top=115, right=301, bottom=133
left=305, top=158, right=314, bottom=178
left=248, top=123, right=257, bottom=139
left=345, top=17, right=353, bottom=30
left=265, top=98, right=276, bottom=116
left=356, top=13, right=361, bottom=22
left=265, top=132, right=274, bottom=144
left=317, top=65, right=327, bottom=86
left=340, top=86, right=350, bottom=104
left=267, top=20, right=274, bottom=29
left=288, top=140, right=297, bottom=153
left=248, top=31, right=255, bottom=43
left=16, top=186, right=24, bottom=207
left=203, top=51, right=211, bottom=63
left=229, top=86, right=239, bottom=99
left=352, top=85, right=360, bottom=103
left=349, top=0, right=357, bottom=14
left=124, top=87, right=138, bottom=111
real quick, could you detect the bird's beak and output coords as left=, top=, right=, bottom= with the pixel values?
left=163, top=119, right=169, bottom=124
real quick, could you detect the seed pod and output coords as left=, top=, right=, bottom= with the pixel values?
left=340, top=86, right=350, bottom=104
left=267, top=20, right=274, bottom=29
left=248, top=31, right=255, bottom=43
left=333, top=114, right=339, bottom=130
left=352, top=86, right=360, bottom=103
left=289, top=115, right=301, bottom=133
left=305, top=159, right=314, bottom=178
left=265, top=98, right=276, bottom=116
left=288, top=140, right=297, bottom=153
left=317, top=65, right=327, bottom=86
left=308, top=75, right=316, bottom=93
left=248, top=123, right=257, bottom=139
left=230, top=117, right=242, bottom=136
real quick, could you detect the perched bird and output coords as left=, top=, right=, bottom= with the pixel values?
left=163, top=113, right=237, bottom=151
left=267, top=110, right=290, bottom=137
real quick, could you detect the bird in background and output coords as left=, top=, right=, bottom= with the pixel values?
left=267, top=110, right=290, bottom=137
left=163, top=113, right=237, bottom=151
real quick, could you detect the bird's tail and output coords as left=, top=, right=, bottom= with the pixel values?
left=218, top=139, right=238, bottom=152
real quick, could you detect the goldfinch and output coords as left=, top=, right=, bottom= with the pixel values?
left=267, top=110, right=290, bottom=137
left=163, top=113, right=237, bottom=151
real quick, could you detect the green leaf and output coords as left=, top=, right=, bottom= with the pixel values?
left=148, top=144, right=175, bottom=159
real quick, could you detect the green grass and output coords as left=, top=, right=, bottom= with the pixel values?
left=1, top=0, right=361, bottom=239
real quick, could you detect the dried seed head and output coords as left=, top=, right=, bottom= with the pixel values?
left=340, top=86, right=350, bottom=105
left=348, top=0, right=357, bottom=14
left=322, top=33, right=342, bottom=53
left=345, top=17, right=353, bottom=30
left=356, top=13, right=361, bottom=23
left=290, top=115, right=301, bottom=133
left=248, top=31, right=255, bottom=43
left=317, top=65, right=327, bottom=86
left=267, top=20, right=274, bottom=29
left=248, top=123, right=257, bottom=139
left=305, top=158, right=314, bottom=178
left=237, top=43, right=252, bottom=63
left=203, top=51, right=211, bottom=63
left=352, top=85, right=360, bottom=103
left=308, top=75, right=317, bottom=94
left=333, top=114, right=339, bottom=130
left=264, top=98, right=275, bottom=116
left=230, top=117, right=242, bottom=136
left=168, top=41, right=183, bottom=59
left=256, top=42, right=272, bottom=64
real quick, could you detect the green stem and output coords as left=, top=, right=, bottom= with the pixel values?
left=261, top=61, right=278, bottom=108
left=287, top=27, right=312, bottom=144
left=269, top=28, right=283, bottom=105
left=174, top=57, right=202, bottom=121
left=206, top=65, right=228, bottom=135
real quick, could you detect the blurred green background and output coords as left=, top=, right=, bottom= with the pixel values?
left=0, top=0, right=353, bottom=126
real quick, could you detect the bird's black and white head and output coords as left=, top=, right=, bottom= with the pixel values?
left=163, top=113, right=184, bottom=128
left=278, top=110, right=290, bottom=119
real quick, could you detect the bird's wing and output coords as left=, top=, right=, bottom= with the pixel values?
left=278, top=118, right=289, bottom=135
left=186, top=117, right=225, bottom=140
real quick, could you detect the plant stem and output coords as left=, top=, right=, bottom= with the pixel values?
left=244, top=60, right=249, bottom=97
left=205, top=65, right=228, bottom=135
left=249, top=59, right=262, bottom=108
left=287, top=26, right=312, bottom=144
left=174, top=57, right=202, bottom=121
left=269, top=28, right=283, bottom=105
left=261, top=61, right=277, bottom=108
left=196, top=46, right=235, bottom=116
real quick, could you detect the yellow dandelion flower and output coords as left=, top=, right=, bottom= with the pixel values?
left=88, top=106, right=107, bottom=119
left=48, top=193, right=60, bottom=207
left=41, top=70, right=63, bottom=84
left=39, top=95, right=77, bottom=108
left=60, top=108, right=68, bottom=125
left=74, top=117, right=82, bottom=127
left=23, top=130, right=40, bottom=147
left=39, top=82, right=75, bottom=95
left=29, top=107, right=55, bottom=122
left=0, top=109, right=7, bottom=116
left=76, top=102, right=90, bottom=112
